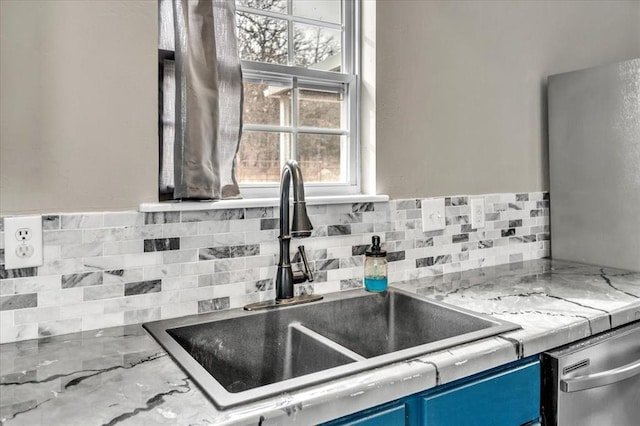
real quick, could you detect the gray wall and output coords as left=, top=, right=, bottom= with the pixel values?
left=0, top=0, right=157, bottom=215
left=377, top=1, right=640, bottom=199
left=1, top=1, right=639, bottom=214
left=548, top=59, right=640, bottom=271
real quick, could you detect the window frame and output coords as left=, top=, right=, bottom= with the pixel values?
left=236, top=0, right=360, bottom=198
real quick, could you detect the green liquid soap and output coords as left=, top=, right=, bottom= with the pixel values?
left=364, top=277, right=388, bottom=292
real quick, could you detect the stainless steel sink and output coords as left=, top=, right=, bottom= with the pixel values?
left=143, top=288, right=520, bottom=408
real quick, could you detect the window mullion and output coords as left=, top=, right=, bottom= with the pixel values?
left=291, top=77, right=299, bottom=162
left=287, top=0, right=294, bottom=66
left=236, top=6, right=342, bottom=31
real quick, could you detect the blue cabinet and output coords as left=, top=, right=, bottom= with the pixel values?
left=323, top=357, right=540, bottom=426
left=421, top=359, right=540, bottom=426
left=323, top=403, right=407, bottom=426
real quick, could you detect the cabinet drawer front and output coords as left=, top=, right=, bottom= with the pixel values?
left=421, top=361, right=540, bottom=426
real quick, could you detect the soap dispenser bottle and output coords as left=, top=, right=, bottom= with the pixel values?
left=364, top=235, right=388, bottom=292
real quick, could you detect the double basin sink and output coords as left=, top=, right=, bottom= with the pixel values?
left=143, top=288, right=519, bottom=408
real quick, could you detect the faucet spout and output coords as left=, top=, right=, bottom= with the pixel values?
left=276, top=160, right=313, bottom=301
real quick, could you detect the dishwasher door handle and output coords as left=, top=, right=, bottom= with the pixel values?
left=560, top=359, right=640, bottom=393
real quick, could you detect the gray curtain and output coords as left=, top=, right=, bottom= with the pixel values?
left=159, top=0, right=243, bottom=200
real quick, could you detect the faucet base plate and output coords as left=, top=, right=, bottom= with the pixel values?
left=243, top=294, right=323, bottom=311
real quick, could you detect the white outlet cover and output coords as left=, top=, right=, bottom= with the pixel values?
left=4, top=215, right=44, bottom=269
left=470, top=197, right=486, bottom=229
left=421, top=198, right=446, bottom=232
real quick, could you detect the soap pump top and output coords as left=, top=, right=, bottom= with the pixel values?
left=366, top=235, right=386, bottom=257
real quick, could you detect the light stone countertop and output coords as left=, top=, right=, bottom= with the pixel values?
left=1, top=259, right=639, bottom=425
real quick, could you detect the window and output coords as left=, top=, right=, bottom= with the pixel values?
left=235, top=0, right=359, bottom=196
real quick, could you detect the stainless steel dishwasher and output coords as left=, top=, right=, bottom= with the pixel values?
left=541, top=321, right=640, bottom=425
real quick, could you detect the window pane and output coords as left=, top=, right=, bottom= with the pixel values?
left=298, top=134, right=343, bottom=183
left=237, top=12, right=288, bottom=64
left=244, top=81, right=292, bottom=126
left=237, top=0, right=287, bottom=14
left=298, top=88, right=343, bottom=129
left=292, top=0, right=341, bottom=24
left=237, top=131, right=291, bottom=183
left=294, top=23, right=341, bottom=70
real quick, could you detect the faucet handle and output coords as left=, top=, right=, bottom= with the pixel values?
left=293, top=245, right=314, bottom=283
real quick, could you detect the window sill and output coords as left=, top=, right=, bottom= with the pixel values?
left=139, top=194, right=390, bottom=212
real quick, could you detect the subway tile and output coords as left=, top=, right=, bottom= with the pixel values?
left=163, top=222, right=198, bottom=238
left=124, top=307, right=161, bottom=325
left=0, top=294, right=37, bottom=311
left=42, top=215, right=60, bottom=230
left=452, top=234, right=469, bottom=244
left=198, top=272, right=229, bottom=287
left=198, top=297, right=230, bottom=313
left=145, top=212, right=180, bottom=225
left=316, top=259, right=340, bottom=271
left=229, top=269, right=260, bottom=284
left=199, top=247, right=230, bottom=261
left=445, top=197, right=468, bottom=206
left=245, top=279, right=273, bottom=294
left=61, top=213, right=104, bottom=229
left=0, top=266, right=37, bottom=280
left=14, top=275, right=61, bottom=294
left=143, top=238, right=180, bottom=252
left=14, top=306, right=60, bottom=325
left=103, top=240, right=144, bottom=256
left=162, top=301, right=197, bottom=319
left=0, top=280, right=14, bottom=295
left=230, top=217, right=261, bottom=233
left=38, top=288, right=83, bottom=307
left=123, top=225, right=163, bottom=241
left=294, top=283, right=314, bottom=296
left=82, top=228, right=126, bottom=243
left=501, top=229, right=516, bottom=237
left=104, top=212, right=144, bottom=227
left=387, top=251, right=406, bottom=262
left=245, top=207, right=275, bottom=219
left=328, top=225, right=351, bottom=236
left=0, top=324, right=38, bottom=344
left=352, top=202, right=373, bottom=213
left=84, top=284, right=123, bottom=301
left=61, top=243, right=103, bottom=259
left=143, top=264, right=181, bottom=280
left=213, top=233, right=246, bottom=247
left=260, top=218, right=279, bottom=231
left=82, top=312, right=124, bottom=331
left=163, top=249, right=197, bottom=264
left=340, top=278, right=362, bottom=290
left=124, top=280, right=162, bottom=296
left=103, top=268, right=144, bottom=284
left=62, top=272, right=103, bottom=288
left=395, top=200, right=418, bottom=210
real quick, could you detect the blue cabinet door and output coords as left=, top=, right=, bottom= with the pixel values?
left=420, top=360, right=540, bottom=426
left=322, top=402, right=407, bottom=426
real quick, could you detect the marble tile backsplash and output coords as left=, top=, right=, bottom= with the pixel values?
left=0, top=192, right=550, bottom=343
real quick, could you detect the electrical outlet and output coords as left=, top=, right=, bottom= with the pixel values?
left=4, top=216, right=43, bottom=269
left=16, top=228, right=32, bottom=241
left=16, top=245, right=35, bottom=258
left=470, top=198, right=485, bottom=229
left=421, top=198, right=446, bottom=232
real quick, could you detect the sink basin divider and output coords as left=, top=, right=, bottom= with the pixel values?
left=288, top=322, right=366, bottom=362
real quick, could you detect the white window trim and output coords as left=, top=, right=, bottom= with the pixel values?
left=140, top=194, right=389, bottom=212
